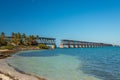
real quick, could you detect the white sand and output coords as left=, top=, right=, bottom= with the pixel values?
left=0, top=49, right=9, bottom=52
left=0, top=59, right=45, bottom=80
left=0, top=73, right=13, bottom=80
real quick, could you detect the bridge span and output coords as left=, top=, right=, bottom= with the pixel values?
left=38, top=37, right=56, bottom=49
left=60, top=40, right=113, bottom=48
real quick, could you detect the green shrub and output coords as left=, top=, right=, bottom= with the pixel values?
left=5, top=44, right=14, bottom=50
left=38, top=44, right=50, bottom=49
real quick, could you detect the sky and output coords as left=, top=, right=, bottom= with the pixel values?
left=0, top=0, right=120, bottom=45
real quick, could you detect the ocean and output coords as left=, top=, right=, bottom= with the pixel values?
left=7, top=47, right=120, bottom=80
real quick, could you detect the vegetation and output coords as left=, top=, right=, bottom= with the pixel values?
left=5, top=44, right=14, bottom=50
left=38, top=44, right=50, bottom=49
left=0, top=32, right=7, bottom=46
left=0, top=32, right=50, bottom=49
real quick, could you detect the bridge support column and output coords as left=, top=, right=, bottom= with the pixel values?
left=60, top=44, right=64, bottom=48
left=96, top=44, right=98, bottom=47
left=52, top=45, right=56, bottom=49
left=82, top=44, right=85, bottom=48
left=66, top=45, right=70, bottom=48
left=92, top=44, right=94, bottom=48
left=94, top=44, right=97, bottom=47
left=89, top=45, right=92, bottom=48
left=85, top=44, right=88, bottom=48
left=80, top=44, right=83, bottom=48
left=75, top=45, right=79, bottom=48
left=71, top=45, right=75, bottom=48
left=88, top=44, right=90, bottom=48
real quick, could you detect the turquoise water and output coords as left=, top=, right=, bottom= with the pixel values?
left=7, top=47, right=120, bottom=80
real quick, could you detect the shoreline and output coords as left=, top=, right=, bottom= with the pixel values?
left=0, top=59, right=46, bottom=80
left=0, top=50, right=17, bottom=59
left=0, top=48, right=47, bottom=80
left=7, top=63, right=46, bottom=80
left=0, top=46, right=44, bottom=59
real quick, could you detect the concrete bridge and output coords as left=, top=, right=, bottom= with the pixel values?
left=60, top=40, right=113, bottom=48
left=38, top=37, right=56, bottom=49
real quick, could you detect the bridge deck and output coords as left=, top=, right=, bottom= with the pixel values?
left=60, top=39, right=113, bottom=48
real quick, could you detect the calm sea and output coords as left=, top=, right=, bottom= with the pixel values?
left=7, top=47, right=120, bottom=80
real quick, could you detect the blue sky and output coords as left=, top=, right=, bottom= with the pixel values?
left=0, top=0, right=120, bottom=45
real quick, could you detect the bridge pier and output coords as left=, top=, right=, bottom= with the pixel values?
left=60, top=40, right=113, bottom=48
left=86, top=44, right=89, bottom=48
left=71, top=45, right=75, bottom=48
left=91, top=44, right=94, bottom=48
left=79, top=45, right=82, bottom=48
left=82, top=44, right=85, bottom=48
left=60, top=44, right=64, bottom=48
left=85, top=44, right=88, bottom=48
left=75, top=45, right=79, bottom=48
left=66, top=45, right=70, bottom=48
left=89, top=45, right=92, bottom=48
left=52, top=45, right=56, bottom=49
left=87, top=44, right=90, bottom=48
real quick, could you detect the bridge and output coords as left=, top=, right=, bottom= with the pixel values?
left=5, top=36, right=113, bottom=49
left=38, top=37, right=56, bottom=49
left=60, top=40, right=113, bottom=48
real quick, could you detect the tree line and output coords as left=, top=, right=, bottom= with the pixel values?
left=0, top=32, right=40, bottom=47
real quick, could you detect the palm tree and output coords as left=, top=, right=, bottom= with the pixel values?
left=11, top=33, right=16, bottom=45
left=22, top=33, right=26, bottom=38
left=12, top=32, right=15, bottom=38
left=15, top=32, right=22, bottom=46
left=0, top=36, right=1, bottom=46
left=36, top=35, right=39, bottom=39
left=1, top=32, right=5, bottom=37
left=11, top=32, right=20, bottom=46
left=27, top=35, right=37, bottom=46
left=0, top=32, right=7, bottom=46
left=11, top=32, right=15, bottom=44
left=21, top=33, right=26, bottom=45
left=17, top=32, right=21, bottom=39
left=35, top=35, right=39, bottom=45
left=26, top=35, right=31, bottom=46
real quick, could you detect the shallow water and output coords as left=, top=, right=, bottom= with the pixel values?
left=7, top=47, right=120, bottom=80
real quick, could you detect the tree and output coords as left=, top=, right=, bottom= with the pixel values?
left=11, top=33, right=17, bottom=46
left=22, top=33, right=26, bottom=38
left=36, top=35, right=39, bottom=39
left=0, top=32, right=7, bottom=46
left=26, top=35, right=38, bottom=46
left=1, top=32, right=5, bottom=37
left=38, top=44, right=49, bottom=49
left=11, top=32, right=21, bottom=46
left=26, top=35, right=32, bottom=46
left=21, top=33, right=26, bottom=45
left=0, top=32, right=40, bottom=47
left=17, top=32, right=22, bottom=45
left=0, top=36, right=1, bottom=46
left=12, top=32, right=15, bottom=38
left=17, top=32, right=21, bottom=39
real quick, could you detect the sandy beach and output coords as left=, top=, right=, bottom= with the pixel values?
left=0, top=59, right=46, bottom=80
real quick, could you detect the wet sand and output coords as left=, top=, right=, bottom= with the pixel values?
left=0, top=59, right=46, bottom=80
